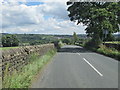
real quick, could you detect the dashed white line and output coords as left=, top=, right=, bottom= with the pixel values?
left=77, top=53, right=103, bottom=76
left=77, top=53, right=81, bottom=55
left=83, top=58, right=103, bottom=77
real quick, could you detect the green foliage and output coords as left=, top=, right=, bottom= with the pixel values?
left=105, top=41, right=120, bottom=44
left=85, top=34, right=102, bottom=48
left=83, top=43, right=120, bottom=60
left=73, top=32, right=78, bottom=44
left=58, top=40, right=64, bottom=47
left=104, top=33, right=115, bottom=41
left=2, top=34, right=19, bottom=47
left=67, top=2, right=120, bottom=44
left=61, top=38, right=71, bottom=44
left=29, top=40, right=47, bottom=45
left=0, top=47, right=19, bottom=50
left=16, top=34, right=57, bottom=45
left=97, top=45, right=120, bottom=60
left=1, top=34, right=89, bottom=46
left=53, top=40, right=64, bottom=51
left=2, top=49, right=56, bottom=88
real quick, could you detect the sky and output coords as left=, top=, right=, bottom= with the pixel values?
left=1, top=0, right=87, bottom=35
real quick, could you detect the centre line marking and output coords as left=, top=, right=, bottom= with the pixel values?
left=77, top=53, right=81, bottom=55
left=83, top=58, right=103, bottom=77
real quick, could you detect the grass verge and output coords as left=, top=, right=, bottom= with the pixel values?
left=96, top=45, right=120, bottom=60
left=83, top=44, right=120, bottom=60
left=2, top=49, right=56, bottom=88
left=104, top=41, right=120, bottom=44
left=0, top=47, right=19, bottom=50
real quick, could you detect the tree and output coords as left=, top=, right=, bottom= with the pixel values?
left=2, top=34, right=19, bottom=47
left=73, top=32, right=78, bottom=44
left=67, top=2, right=120, bottom=47
left=53, top=40, right=62, bottom=51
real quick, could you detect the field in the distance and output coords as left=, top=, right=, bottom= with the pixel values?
left=105, top=41, right=120, bottom=44
left=0, top=47, right=19, bottom=50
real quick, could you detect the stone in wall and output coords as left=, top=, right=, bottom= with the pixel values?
left=1, top=44, right=55, bottom=77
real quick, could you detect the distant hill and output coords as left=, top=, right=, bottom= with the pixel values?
left=1, top=33, right=88, bottom=44
left=1, top=33, right=119, bottom=41
left=53, top=34, right=87, bottom=39
left=0, top=33, right=9, bottom=35
left=114, top=33, right=120, bottom=38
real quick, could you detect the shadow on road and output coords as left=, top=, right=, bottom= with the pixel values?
left=58, top=46, right=92, bottom=53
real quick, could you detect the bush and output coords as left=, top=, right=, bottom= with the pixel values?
left=97, top=45, right=120, bottom=60
left=61, top=38, right=71, bottom=44
left=84, top=39, right=102, bottom=49
left=53, top=40, right=63, bottom=51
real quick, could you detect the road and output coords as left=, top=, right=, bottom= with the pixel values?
left=31, top=45, right=118, bottom=88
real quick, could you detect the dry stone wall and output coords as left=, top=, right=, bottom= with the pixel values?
left=103, top=43, right=120, bottom=51
left=1, top=44, right=55, bottom=77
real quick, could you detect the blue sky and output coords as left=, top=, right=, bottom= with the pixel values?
left=1, top=0, right=86, bottom=35
left=25, top=2, right=44, bottom=6
left=19, top=2, right=54, bottom=20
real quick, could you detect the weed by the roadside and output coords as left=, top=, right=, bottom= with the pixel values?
left=97, top=45, right=120, bottom=60
left=2, top=49, right=56, bottom=88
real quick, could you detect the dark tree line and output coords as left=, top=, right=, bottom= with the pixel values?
left=2, top=34, right=19, bottom=47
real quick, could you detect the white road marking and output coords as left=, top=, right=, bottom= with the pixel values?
left=77, top=53, right=81, bottom=55
left=83, top=58, right=103, bottom=77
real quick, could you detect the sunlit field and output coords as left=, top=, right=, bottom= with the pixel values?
left=105, top=41, right=120, bottom=44
left=0, top=47, right=19, bottom=50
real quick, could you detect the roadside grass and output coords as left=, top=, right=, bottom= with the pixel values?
left=104, top=41, right=120, bottom=44
left=0, top=47, right=19, bottom=50
left=97, top=45, right=120, bottom=60
left=79, top=43, right=120, bottom=60
left=2, top=49, right=56, bottom=88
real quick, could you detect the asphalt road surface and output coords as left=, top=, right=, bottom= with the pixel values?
left=31, top=45, right=118, bottom=88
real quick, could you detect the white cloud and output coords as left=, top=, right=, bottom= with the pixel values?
left=36, top=1, right=69, bottom=20
left=39, top=0, right=68, bottom=3
left=1, top=1, right=86, bottom=35
left=2, top=4, right=44, bottom=28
